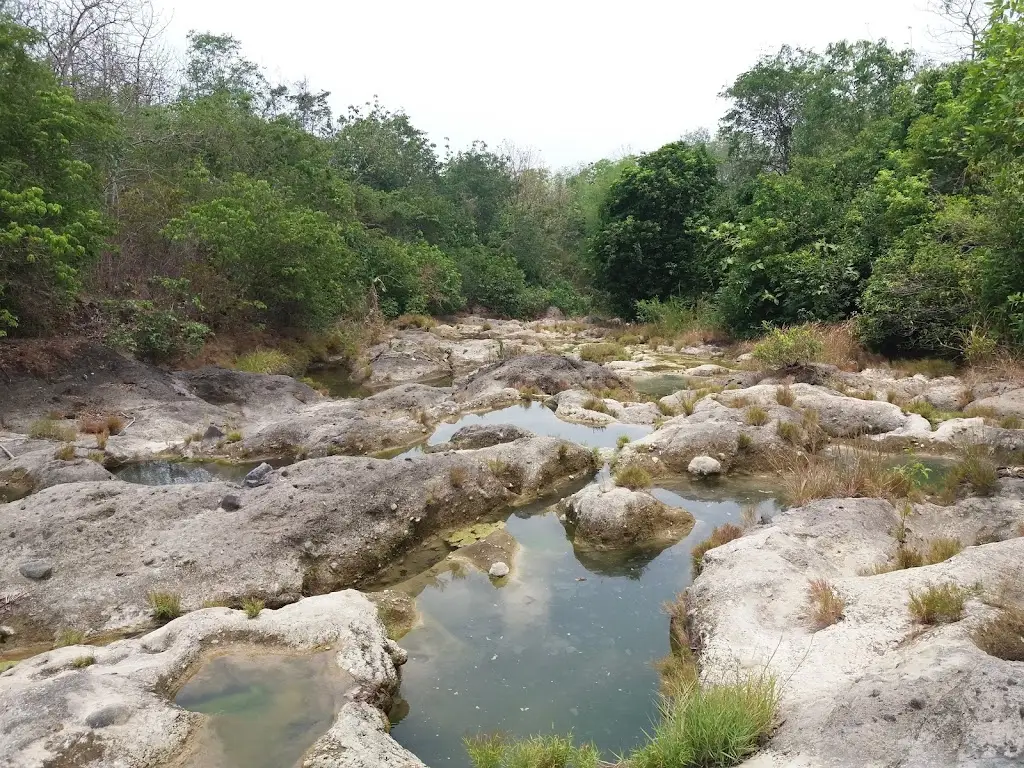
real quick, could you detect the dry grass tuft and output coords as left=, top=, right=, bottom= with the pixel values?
left=691, top=524, right=744, bottom=576
left=926, top=537, right=963, bottom=564
left=78, top=414, right=125, bottom=436
left=807, top=578, right=845, bottom=630
left=578, top=342, right=629, bottom=363
left=971, top=608, right=1024, bottom=661
left=772, top=450, right=921, bottom=507
left=776, top=421, right=802, bottom=445
left=449, top=466, right=469, bottom=488
left=909, top=583, right=970, bottom=624
left=775, top=386, right=795, bottom=407
left=53, top=443, right=76, bottom=461
left=614, top=465, right=652, bottom=490
left=745, top=406, right=769, bottom=426
left=582, top=397, right=610, bottom=414
left=29, top=418, right=77, bottom=442
left=941, top=445, right=1000, bottom=501
left=54, top=628, right=86, bottom=648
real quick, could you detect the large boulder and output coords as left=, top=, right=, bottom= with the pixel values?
left=688, top=486, right=1024, bottom=767
left=0, top=448, right=113, bottom=497
left=969, top=387, right=1024, bottom=420
left=176, top=366, right=322, bottom=411
left=560, top=483, right=694, bottom=549
left=424, top=423, right=533, bottom=452
left=0, top=591, right=422, bottom=768
left=0, top=437, right=594, bottom=636
left=364, top=330, right=451, bottom=385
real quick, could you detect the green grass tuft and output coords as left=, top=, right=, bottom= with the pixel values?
left=53, top=443, right=76, bottom=461
left=614, top=465, right=652, bottom=490
left=617, top=435, right=631, bottom=449
left=582, top=397, right=610, bottom=414
left=71, top=655, right=95, bottom=669
left=909, top=582, right=970, bottom=624
left=242, top=597, right=265, bottom=619
left=807, top=578, right=844, bottom=630
left=233, top=348, right=297, bottom=375
left=148, top=591, right=182, bottom=623
left=776, top=421, right=801, bottom=445
left=972, top=608, right=1024, bottom=661
left=29, top=418, right=77, bottom=442
left=745, top=406, right=769, bottom=426
left=578, top=342, right=629, bottom=364
left=54, top=628, right=86, bottom=648
left=775, top=386, right=795, bottom=407
left=464, top=733, right=599, bottom=768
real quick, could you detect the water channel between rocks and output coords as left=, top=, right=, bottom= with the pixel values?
left=386, top=476, right=781, bottom=766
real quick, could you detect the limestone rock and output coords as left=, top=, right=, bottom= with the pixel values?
left=561, top=483, right=694, bottom=549
left=687, top=456, right=722, bottom=476
left=426, top=423, right=533, bottom=452
left=488, top=561, right=510, bottom=578
left=242, top=462, right=274, bottom=487
left=18, top=560, right=52, bottom=581
left=457, top=353, right=627, bottom=401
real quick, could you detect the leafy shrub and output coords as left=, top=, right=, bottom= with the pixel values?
left=106, top=299, right=211, bottom=362
left=909, top=583, right=969, bottom=624
left=393, top=313, right=435, bottom=330
left=614, top=465, right=652, bottom=490
left=751, top=324, right=824, bottom=368
left=691, top=524, right=744, bottom=576
left=29, top=419, right=77, bottom=442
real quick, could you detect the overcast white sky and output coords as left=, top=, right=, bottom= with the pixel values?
left=156, top=0, right=951, bottom=169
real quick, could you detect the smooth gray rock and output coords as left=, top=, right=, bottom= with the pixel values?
left=426, top=423, right=533, bottom=452
left=18, top=560, right=52, bottom=581
left=242, top=462, right=273, bottom=487
left=488, top=561, right=510, bottom=577
left=687, top=455, right=722, bottom=476
left=202, top=424, right=225, bottom=441
left=561, top=484, right=694, bottom=549
left=458, top=353, right=627, bottom=400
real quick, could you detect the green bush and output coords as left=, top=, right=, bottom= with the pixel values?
left=751, top=325, right=824, bottom=368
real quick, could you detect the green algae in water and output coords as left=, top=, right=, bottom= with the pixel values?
left=388, top=478, right=780, bottom=766
left=445, top=521, right=505, bottom=548
left=175, top=652, right=347, bottom=768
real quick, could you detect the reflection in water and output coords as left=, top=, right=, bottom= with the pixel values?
left=388, top=478, right=780, bottom=766
left=115, top=459, right=290, bottom=486
left=395, top=402, right=654, bottom=460
left=633, top=375, right=691, bottom=398
left=175, top=652, right=347, bottom=768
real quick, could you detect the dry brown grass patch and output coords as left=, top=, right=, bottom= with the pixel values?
left=807, top=578, right=845, bottom=630
left=775, top=386, right=795, bottom=407
left=691, top=524, right=744, bottom=576
left=972, top=608, right=1024, bottom=661
left=78, top=414, right=125, bottom=436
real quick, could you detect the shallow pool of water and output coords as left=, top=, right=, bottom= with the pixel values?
left=175, top=652, right=347, bottom=768
left=633, top=375, right=690, bottom=398
left=304, top=365, right=453, bottom=399
left=387, top=476, right=780, bottom=765
left=394, top=403, right=654, bottom=459
left=115, top=459, right=289, bottom=486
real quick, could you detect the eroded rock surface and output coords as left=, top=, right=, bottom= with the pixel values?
left=0, top=437, right=593, bottom=636
left=561, top=482, right=694, bottom=549
left=0, top=591, right=421, bottom=768
left=688, top=484, right=1024, bottom=767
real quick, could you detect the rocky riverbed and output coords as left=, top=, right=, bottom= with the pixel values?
left=2, top=316, right=1023, bottom=767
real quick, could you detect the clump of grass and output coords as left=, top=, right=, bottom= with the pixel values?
left=752, top=324, right=824, bottom=369
left=776, top=421, right=801, bottom=445
left=148, top=591, right=182, bottom=623
left=617, top=435, right=631, bottom=449
left=54, top=628, right=86, bottom=648
left=909, top=583, right=970, bottom=624
left=971, top=608, right=1024, bottom=661
left=464, top=733, right=600, bottom=768
left=893, top=358, right=959, bottom=378
left=393, top=313, right=435, bottom=330
left=225, top=431, right=242, bottom=443
left=744, top=406, right=769, bottom=427
left=95, top=431, right=108, bottom=450
left=775, top=386, right=795, bottom=407
left=774, top=450, right=929, bottom=507
left=87, top=451, right=106, bottom=463
left=481, top=321, right=493, bottom=331
left=518, top=384, right=541, bottom=400
left=691, top=524, right=744, bottom=576
left=29, top=418, right=77, bottom=442
left=582, top=397, right=610, bottom=414
left=850, top=389, right=876, bottom=400
left=242, top=597, right=265, bottom=619
left=71, top=655, right=95, bottom=669
left=556, top=444, right=571, bottom=464
left=53, top=443, right=76, bottom=461
left=233, top=348, right=297, bottom=375
left=614, top=465, right=652, bottom=490
left=736, top=432, right=753, bottom=451
left=578, top=342, right=629, bottom=364
left=926, top=537, right=963, bottom=564
left=941, top=445, right=999, bottom=500
left=449, top=466, right=469, bottom=488
left=628, top=674, right=778, bottom=768
left=79, top=414, right=125, bottom=435
left=679, top=395, right=698, bottom=417
left=807, top=578, right=845, bottom=630
left=487, top=458, right=511, bottom=476
left=0, top=660, right=18, bottom=673
left=657, top=401, right=677, bottom=417
left=1000, top=415, right=1022, bottom=429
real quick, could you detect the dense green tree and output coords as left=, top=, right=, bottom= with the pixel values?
left=593, top=142, right=718, bottom=314
left=0, top=17, right=110, bottom=335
